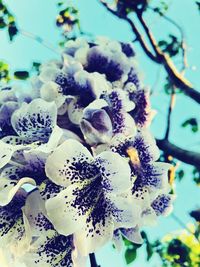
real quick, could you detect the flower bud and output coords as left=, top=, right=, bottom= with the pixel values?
left=80, top=108, right=113, bottom=146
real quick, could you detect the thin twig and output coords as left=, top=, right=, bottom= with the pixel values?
left=100, top=0, right=200, bottom=104
left=156, top=139, right=200, bottom=169
left=100, top=0, right=159, bottom=62
left=18, top=28, right=61, bottom=56
left=150, top=66, right=162, bottom=96
left=89, top=253, right=100, bottom=267
left=148, top=6, right=188, bottom=73
left=165, top=86, right=176, bottom=140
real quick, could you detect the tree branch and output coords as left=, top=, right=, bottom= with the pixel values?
left=100, top=1, right=159, bottom=62
left=18, top=28, right=60, bottom=55
left=156, top=139, right=200, bottom=169
left=134, top=11, right=200, bottom=103
left=148, top=6, right=188, bottom=73
left=100, top=1, right=200, bottom=104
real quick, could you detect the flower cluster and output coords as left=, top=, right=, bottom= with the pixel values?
left=0, top=37, right=173, bottom=266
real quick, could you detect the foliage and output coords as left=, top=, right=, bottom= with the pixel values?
left=56, top=1, right=81, bottom=46
left=181, top=118, right=199, bottom=133
left=0, top=0, right=18, bottom=41
left=158, top=34, right=182, bottom=58
left=0, top=61, right=10, bottom=83
left=157, top=224, right=200, bottom=267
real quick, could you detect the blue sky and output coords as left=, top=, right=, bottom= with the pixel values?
left=0, top=0, right=200, bottom=266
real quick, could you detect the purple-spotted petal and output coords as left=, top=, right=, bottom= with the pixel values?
left=74, top=214, right=114, bottom=256
left=107, top=194, right=140, bottom=229
left=45, top=139, right=94, bottom=187
left=121, top=226, right=143, bottom=244
left=139, top=162, right=171, bottom=190
left=39, top=179, right=64, bottom=202
left=0, top=189, right=29, bottom=248
left=0, top=177, right=36, bottom=206
left=67, top=98, right=83, bottom=125
left=151, top=194, right=174, bottom=216
left=24, top=190, right=54, bottom=236
left=95, top=151, right=131, bottom=193
left=11, top=99, right=57, bottom=142
left=21, top=233, right=74, bottom=267
left=133, top=130, right=160, bottom=164
left=27, top=125, right=63, bottom=154
left=45, top=184, right=86, bottom=236
left=0, top=141, right=16, bottom=168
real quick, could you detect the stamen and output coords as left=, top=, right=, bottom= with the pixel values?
left=126, top=147, right=140, bottom=167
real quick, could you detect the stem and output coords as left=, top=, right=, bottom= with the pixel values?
left=18, top=28, right=60, bottom=55
left=165, top=87, right=175, bottom=140
left=89, top=253, right=100, bottom=267
left=156, top=138, right=200, bottom=168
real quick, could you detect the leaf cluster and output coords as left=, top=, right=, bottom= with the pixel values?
left=0, top=0, right=18, bottom=41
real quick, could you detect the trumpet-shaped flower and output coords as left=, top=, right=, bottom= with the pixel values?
left=0, top=98, right=63, bottom=158
left=45, top=139, right=140, bottom=255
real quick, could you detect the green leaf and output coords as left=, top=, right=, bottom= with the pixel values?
left=141, top=231, right=154, bottom=261
left=125, top=248, right=137, bottom=264
left=0, top=60, right=10, bottom=82
left=146, top=242, right=153, bottom=261
left=57, top=2, right=63, bottom=6
left=176, top=169, right=184, bottom=181
left=193, top=168, right=200, bottom=185
left=32, top=62, right=41, bottom=73
left=14, top=71, right=29, bottom=80
left=181, top=118, right=198, bottom=133
left=158, top=35, right=181, bottom=57
left=8, top=23, right=18, bottom=41
left=0, top=17, right=6, bottom=28
left=196, top=1, right=200, bottom=11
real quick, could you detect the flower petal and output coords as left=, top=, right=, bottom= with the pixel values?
left=24, top=189, right=54, bottom=236
left=39, top=179, right=64, bottom=201
left=67, top=98, right=83, bottom=125
left=121, top=226, right=143, bottom=244
left=0, top=189, right=28, bottom=247
left=11, top=99, right=57, bottom=142
left=107, top=194, right=140, bottom=229
left=0, top=141, right=15, bottom=168
left=45, top=185, right=86, bottom=236
left=45, top=139, right=94, bottom=187
left=26, top=125, right=63, bottom=155
left=0, top=176, right=36, bottom=206
left=133, top=129, right=160, bottom=164
left=95, top=151, right=131, bottom=193
left=151, top=194, right=174, bottom=216
left=139, top=162, right=171, bottom=190
left=74, top=214, right=114, bottom=256
left=21, top=231, right=74, bottom=267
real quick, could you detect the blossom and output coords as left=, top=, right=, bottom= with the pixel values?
left=1, top=98, right=63, bottom=157
left=0, top=189, right=82, bottom=267
left=95, top=128, right=173, bottom=243
left=45, top=139, right=140, bottom=255
left=0, top=37, right=174, bottom=263
left=80, top=89, right=136, bottom=145
left=0, top=188, right=31, bottom=252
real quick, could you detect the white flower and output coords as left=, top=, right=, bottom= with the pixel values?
left=1, top=99, right=63, bottom=157
left=45, top=139, right=139, bottom=255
